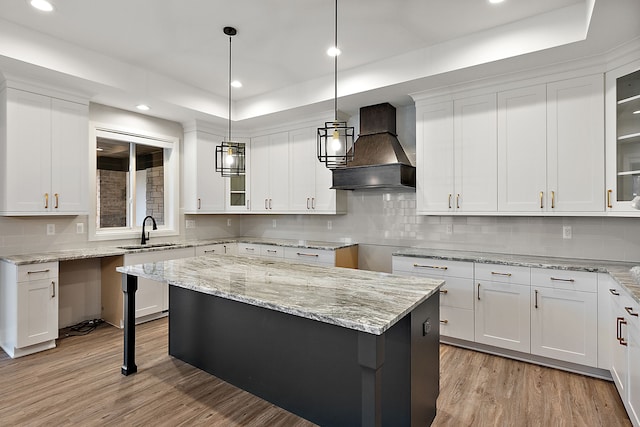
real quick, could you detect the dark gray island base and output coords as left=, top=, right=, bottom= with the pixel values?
left=118, top=255, right=443, bottom=427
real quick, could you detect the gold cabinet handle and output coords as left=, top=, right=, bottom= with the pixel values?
left=618, top=317, right=628, bottom=346
left=539, top=191, right=543, bottom=209
left=550, top=277, right=575, bottom=283
left=477, top=283, right=481, bottom=300
left=413, top=264, right=448, bottom=270
left=439, top=289, right=448, bottom=294
left=51, top=281, right=56, bottom=298
left=448, top=194, right=452, bottom=209
left=607, top=189, right=613, bottom=209
left=551, top=191, right=555, bottom=209
left=45, top=193, right=49, bottom=209
left=307, top=198, right=310, bottom=209
left=534, top=289, right=539, bottom=309
left=609, top=288, right=620, bottom=296
left=440, top=320, right=449, bottom=324
left=54, top=193, right=59, bottom=209
left=198, top=198, right=201, bottom=209
left=456, top=194, right=460, bottom=209
left=625, top=307, right=639, bottom=317
left=491, top=271, right=512, bottom=277
left=312, top=197, right=315, bottom=209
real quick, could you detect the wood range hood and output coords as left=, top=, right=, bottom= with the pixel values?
left=331, top=103, right=416, bottom=191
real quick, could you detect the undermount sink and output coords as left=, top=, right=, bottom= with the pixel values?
left=117, top=243, right=178, bottom=250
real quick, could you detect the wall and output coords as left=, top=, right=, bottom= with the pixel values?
left=240, top=190, right=640, bottom=273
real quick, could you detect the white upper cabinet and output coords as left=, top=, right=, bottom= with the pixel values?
left=0, top=86, right=89, bottom=215
left=416, top=94, right=496, bottom=214
left=183, top=127, right=227, bottom=213
left=606, top=59, right=640, bottom=214
left=546, top=74, right=604, bottom=213
left=251, top=132, right=289, bottom=212
left=497, top=84, right=547, bottom=212
left=289, top=127, right=345, bottom=214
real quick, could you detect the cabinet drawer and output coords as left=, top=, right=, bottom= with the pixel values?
left=284, top=247, right=334, bottom=265
left=260, top=245, right=284, bottom=258
left=439, top=277, right=474, bottom=310
left=440, top=306, right=474, bottom=341
left=392, top=256, right=473, bottom=279
left=196, top=244, right=227, bottom=256
left=237, top=243, right=262, bottom=256
left=475, top=263, right=530, bottom=285
left=531, top=268, right=597, bottom=293
left=17, top=262, right=59, bottom=282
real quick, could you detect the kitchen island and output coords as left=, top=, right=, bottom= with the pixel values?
left=117, top=254, right=443, bottom=427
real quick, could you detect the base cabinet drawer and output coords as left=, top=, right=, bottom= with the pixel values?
left=392, top=256, right=473, bottom=279
left=284, top=247, right=335, bottom=266
left=237, top=243, right=261, bottom=256
left=440, top=306, right=474, bottom=341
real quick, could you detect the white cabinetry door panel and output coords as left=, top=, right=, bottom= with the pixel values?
left=17, top=277, right=58, bottom=348
left=439, top=276, right=474, bottom=310
left=183, top=130, right=226, bottom=213
left=629, top=311, right=640, bottom=427
left=268, top=132, right=290, bottom=211
left=416, top=101, right=455, bottom=213
left=454, top=94, right=498, bottom=212
left=497, top=85, right=547, bottom=212
left=530, top=287, right=598, bottom=366
left=440, top=306, right=474, bottom=342
left=546, top=74, right=604, bottom=212
left=289, top=127, right=316, bottom=212
left=475, top=281, right=531, bottom=353
left=250, top=135, right=270, bottom=211
left=50, top=98, right=89, bottom=213
left=4, top=89, right=51, bottom=213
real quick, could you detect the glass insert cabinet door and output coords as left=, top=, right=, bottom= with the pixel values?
left=607, top=60, right=640, bottom=212
left=226, top=141, right=249, bottom=211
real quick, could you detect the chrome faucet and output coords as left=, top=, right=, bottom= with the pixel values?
left=140, top=215, right=157, bottom=245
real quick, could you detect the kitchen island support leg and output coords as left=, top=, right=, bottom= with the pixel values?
left=121, top=274, right=138, bottom=376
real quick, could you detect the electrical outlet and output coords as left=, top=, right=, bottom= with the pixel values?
left=272, top=219, right=277, bottom=228
left=46, top=224, right=55, bottom=235
left=227, top=218, right=232, bottom=227
left=446, top=224, right=453, bottom=235
left=76, top=223, right=84, bottom=234
left=327, top=220, right=332, bottom=230
left=563, top=225, right=572, bottom=239
left=185, top=220, right=195, bottom=229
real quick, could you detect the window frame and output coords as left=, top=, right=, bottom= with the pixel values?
left=88, top=122, right=180, bottom=242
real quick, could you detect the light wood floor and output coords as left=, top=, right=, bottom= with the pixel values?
left=0, top=318, right=631, bottom=426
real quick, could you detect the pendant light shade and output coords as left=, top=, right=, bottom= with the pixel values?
left=216, top=26, right=245, bottom=177
left=317, top=0, right=354, bottom=168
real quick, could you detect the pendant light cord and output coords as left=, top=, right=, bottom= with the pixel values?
left=228, top=35, right=232, bottom=142
left=334, top=0, right=338, bottom=122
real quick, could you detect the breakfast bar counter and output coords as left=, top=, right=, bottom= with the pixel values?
left=117, top=254, right=443, bottom=427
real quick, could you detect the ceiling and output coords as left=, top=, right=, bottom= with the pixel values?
left=0, top=0, right=639, bottom=129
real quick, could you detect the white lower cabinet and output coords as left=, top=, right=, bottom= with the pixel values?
left=530, top=269, right=598, bottom=367
left=629, top=310, right=640, bottom=427
left=392, top=256, right=474, bottom=341
left=123, top=247, right=194, bottom=322
left=0, top=261, right=59, bottom=358
left=196, top=243, right=236, bottom=256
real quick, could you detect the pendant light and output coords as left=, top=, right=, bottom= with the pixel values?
left=215, top=26, right=245, bottom=177
left=317, top=0, right=354, bottom=168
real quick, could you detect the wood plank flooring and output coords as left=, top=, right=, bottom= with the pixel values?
left=0, top=318, right=631, bottom=426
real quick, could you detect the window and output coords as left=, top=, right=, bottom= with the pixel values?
left=89, top=124, right=179, bottom=241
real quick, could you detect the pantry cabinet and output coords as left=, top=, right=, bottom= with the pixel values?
left=0, top=86, right=89, bottom=215
left=0, top=261, right=59, bottom=358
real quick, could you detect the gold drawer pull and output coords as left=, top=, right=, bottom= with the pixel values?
left=54, top=193, right=59, bottom=209
left=625, top=307, right=639, bottom=317
left=609, top=289, right=620, bottom=296
left=539, top=191, right=543, bottom=209
left=296, top=252, right=319, bottom=257
left=440, top=320, right=449, bottom=324
left=439, top=289, right=448, bottom=294
left=456, top=194, right=460, bottom=209
left=607, top=189, right=613, bottom=209
left=45, top=193, right=49, bottom=209
left=551, top=191, right=555, bottom=209
left=448, top=194, right=452, bottom=209
left=550, top=277, right=575, bottom=283
left=27, top=269, right=51, bottom=275
left=491, top=271, right=512, bottom=277
left=413, top=264, right=448, bottom=270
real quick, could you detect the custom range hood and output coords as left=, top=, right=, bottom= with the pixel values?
left=332, top=103, right=416, bottom=190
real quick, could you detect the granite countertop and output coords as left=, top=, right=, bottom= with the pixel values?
left=117, top=255, right=443, bottom=335
left=0, top=237, right=357, bottom=266
left=393, top=248, right=640, bottom=304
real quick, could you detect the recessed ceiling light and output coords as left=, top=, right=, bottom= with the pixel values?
left=327, top=46, right=341, bottom=57
left=489, top=0, right=505, bottom=4
left=230, top=80, right=242, bottom=88
left=30, top=0, right=54, bottom=12
left=633, top=110, right=640, bottom=115
left=136, top=104, right=150, bottom=111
